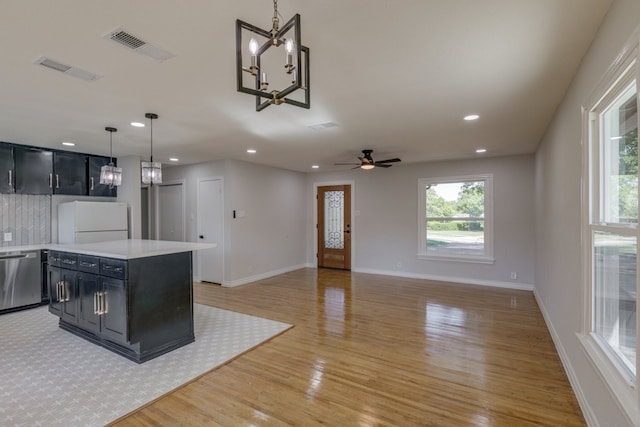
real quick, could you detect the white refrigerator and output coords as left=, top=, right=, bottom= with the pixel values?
left=58, top=201, right=129, bottom=244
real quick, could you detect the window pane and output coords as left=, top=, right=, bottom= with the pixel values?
left=426, top=181, right=485, bottom=218
left=601, top=84, right=638, bottom=225
left=323, top=190, right=344, bottom=249
left=593, top=231, right=637, bottom=375
left=426, top=220, right=485, bottom=256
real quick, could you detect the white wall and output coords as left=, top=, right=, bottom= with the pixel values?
left=116, top=156, right=142, bottom=239
left=162, top=159, right=307, bottom=285
left=307, top=154, right=536, bottom=289
left=535, top=0, right=640, bottom=425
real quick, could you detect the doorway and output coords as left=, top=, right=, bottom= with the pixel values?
left=157, top=182, right=185, bottom=242
left=317, top=184, right=352, bottom=270
left=197, top=177, right=224, bottom=284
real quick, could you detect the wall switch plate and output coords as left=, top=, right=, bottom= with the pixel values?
left=3, top=232, right=11, bottom=242
left=510, top=272, right=517, bottom=280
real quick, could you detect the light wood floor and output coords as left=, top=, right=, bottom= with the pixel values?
left=111, top=268, right=585, bottom=426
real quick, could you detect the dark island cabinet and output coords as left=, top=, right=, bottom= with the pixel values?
left=48, top=250, right=193, bottom=363
left=14, top=147, right=53, bottom=195
left=77, top=270, right=127, bottom=343
left=0, top=143, right=15, bottom=193
left=47, top=252, right=79, bottom=323
left=88, top=156, right=117, bottom=197
left=53, top=152, right=87, bottom=195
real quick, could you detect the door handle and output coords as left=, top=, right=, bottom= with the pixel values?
left=94, top=291, right=99, bottom=314
left=48, top=173, right=52, bottom=188
left=8, top=170, right=11, bottom=187
left=102, top=292, right=108, bottom=315
left=55, top=174, right=59, bottom=189
left=90, top=177, right=94, bottom=191
left=199, top=235, right=204, bottom=239
left=344, top=230, right=350, bottom=234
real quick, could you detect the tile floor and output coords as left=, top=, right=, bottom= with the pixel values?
left=0, top=304, right=291, bottom=426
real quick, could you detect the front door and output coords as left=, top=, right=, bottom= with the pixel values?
left=317, top=185, right=351, bottom=270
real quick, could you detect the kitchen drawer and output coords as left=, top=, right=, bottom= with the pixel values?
left=100, top=258, right=126, bottom=279
left=77, top=255, right=99, bottom=274
left=48, top=251, right=62, bottom=267
left=59, top=253, right=78, bottom=270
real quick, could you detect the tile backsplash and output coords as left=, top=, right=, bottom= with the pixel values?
left=0, top=194, right=51, bottom=247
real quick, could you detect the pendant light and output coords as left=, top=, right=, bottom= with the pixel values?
left=236, top=0, right=310, bottom=111
left=140, top=113, right=162, bottom=185
left=99, top=127, right=122, bottom=188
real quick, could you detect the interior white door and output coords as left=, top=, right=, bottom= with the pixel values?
left=197, top=178, right=223, bottom=284
left=157, top=183, right=184, bottom=242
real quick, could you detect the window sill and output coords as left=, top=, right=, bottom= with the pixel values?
left=577, top=333, right=638, bottom=424
left=417, top=253, right=495, bottom=264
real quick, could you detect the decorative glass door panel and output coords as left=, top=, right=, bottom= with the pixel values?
left=318, top=185, right=351, bottom=270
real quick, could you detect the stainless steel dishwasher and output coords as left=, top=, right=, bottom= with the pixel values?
left=0, top=250, right=41, bottom=313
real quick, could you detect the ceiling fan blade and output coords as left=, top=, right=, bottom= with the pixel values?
left=376, top=158, right=401, bottom=163
left=375, top=163, right=392, bottom=168
left=351, top=166, right=361, bottom=170
left=335, top=162, right=361, bottom=166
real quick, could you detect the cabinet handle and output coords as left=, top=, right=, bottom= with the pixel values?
left=55, top=282, right=60, bottom=302
left=56, top=174, right=59, bottom=189
left=48, top=173, right=52, bottom=188
left=8, top=170, right=11, bottom=187
left=63, top=282, right=69, bottom=302
left=102, top=291, right=108, bottom=315
left=90, top=177, right=94, bottom=191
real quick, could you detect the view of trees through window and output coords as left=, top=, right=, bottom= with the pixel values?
left=610, top=126, right=638, bottom=224
left=425, top=180, right=485, bottom=256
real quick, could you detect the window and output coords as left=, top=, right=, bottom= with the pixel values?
left=585, top=59, right=638, bottom=385
left=418, top=175, right=493, bottom=263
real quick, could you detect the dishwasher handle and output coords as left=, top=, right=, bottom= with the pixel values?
left=0, top=253, right=36, bottom=260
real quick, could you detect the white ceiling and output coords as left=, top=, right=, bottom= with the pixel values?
left=0, top=0, right=612, bottom=172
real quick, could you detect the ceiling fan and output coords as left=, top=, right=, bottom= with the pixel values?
left=335, top=149, right=401, bottom=170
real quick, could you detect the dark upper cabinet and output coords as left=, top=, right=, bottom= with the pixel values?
left=14, top=147, right=53, bottom=195
left=53, top=152, right=87, bottom=195
left=88, top=156, right=117, bottom=197
left=0, top=143, right=15, bottom=194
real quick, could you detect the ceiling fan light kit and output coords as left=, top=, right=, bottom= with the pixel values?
left=335, top=149, right=402, bottom=170
left=236, top=0, right=310, bottom=111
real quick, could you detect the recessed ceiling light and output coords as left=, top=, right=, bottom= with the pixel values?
left=464, top=114, right=480, bottom=121
left=61, top=142, right=75, bottom=147
left=169, top=158, right=179, bottom=162
left=131, top=122, right=145, bottom=128
left=476, top=148, right=487, bottom=153
left=312, top=165, right=319, bottom=169
left=247, top=149, right=257, bottom=154
left=309, top=122, right=339, bottom=131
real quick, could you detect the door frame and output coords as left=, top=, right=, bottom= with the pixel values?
left=196, top=176, right=225, bottom=284
left=313, top=180, right=355, bottom=269
left=154, top=179, right=186, bottom=242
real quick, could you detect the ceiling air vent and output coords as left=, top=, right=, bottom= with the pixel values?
left=34, top=57, right=100, bottom=81
left=105, top=28, right=175, bottom=62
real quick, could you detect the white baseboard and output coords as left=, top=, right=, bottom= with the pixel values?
left=533, top=289, right=597, bottom=426
left=222, top=263, right=312, bottom=287
left=352, top=267, right=534, bottom=291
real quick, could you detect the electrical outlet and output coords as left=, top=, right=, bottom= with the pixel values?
left=510, top=271, right=517, bottom=280
left=3, top=232, right=11, bottom=242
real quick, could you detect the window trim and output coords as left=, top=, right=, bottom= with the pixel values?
left=580, top=27, right=640, bottom=424
left=417, top=174, right=494, bottom=264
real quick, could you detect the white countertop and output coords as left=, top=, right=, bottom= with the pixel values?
left=46, top=239, right=215, bottom=260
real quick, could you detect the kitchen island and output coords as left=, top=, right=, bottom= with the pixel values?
left=46, top=239, right=214, bottom=363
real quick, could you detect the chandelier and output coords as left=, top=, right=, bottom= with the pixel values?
left=236, top=0, right=310, bottom=111
left=140, top=113, right=162, bottom=185
left=99, top=127, right=122, bottom=188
